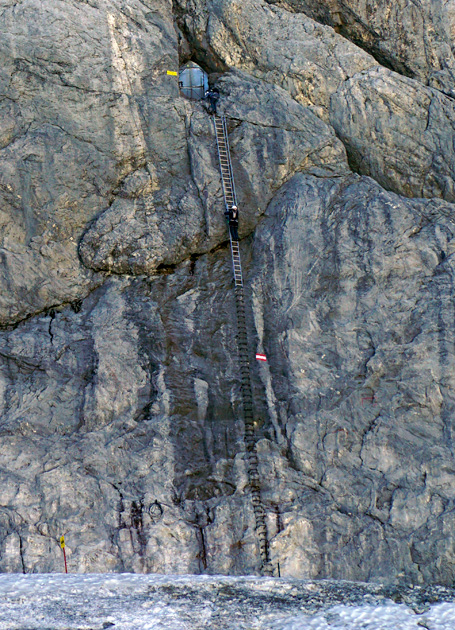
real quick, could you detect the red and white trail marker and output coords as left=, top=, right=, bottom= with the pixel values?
left=256, top=353, right=267, bottom=362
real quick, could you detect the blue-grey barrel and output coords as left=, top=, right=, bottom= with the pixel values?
left=179, top=62, right=209, bottom=100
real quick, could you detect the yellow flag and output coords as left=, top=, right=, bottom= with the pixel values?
left=60, top=535, right=65, bottom=549
left=166, top=70, right=178, bottom=76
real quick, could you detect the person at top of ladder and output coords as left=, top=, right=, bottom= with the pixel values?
left=228, top=204, right=239, bottom=241
left=204, top=87, right=220, bottom=115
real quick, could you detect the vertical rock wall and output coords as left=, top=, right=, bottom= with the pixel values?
left=1, top=0, right=455, bottom=583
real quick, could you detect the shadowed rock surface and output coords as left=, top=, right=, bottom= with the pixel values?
left=1, top=0, right=455, bottom=586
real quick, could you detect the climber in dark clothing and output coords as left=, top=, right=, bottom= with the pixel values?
left=228, top=204, right=239, bottom=240
left=204, top=87, right=220, bottom=115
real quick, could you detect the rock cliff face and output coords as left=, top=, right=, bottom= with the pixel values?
left=1, top=0, right=455, bottom=584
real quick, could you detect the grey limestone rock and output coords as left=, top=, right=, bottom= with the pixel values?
left=2, top=0, right=455, bottom=588
left=79, top=70, right=348, bottom=273
left=177, top=0, right=455, bottom=203
left=251, top=173, right=455, bottom=583
left=0, top=0, right=181, bottom=324
left=174, top=0, right=378, bottom=120
left=330, top=66, right=455, bottom=201
left=2, top=172, right=455, bottom=584
left=264, top=0, right=455, bottom=98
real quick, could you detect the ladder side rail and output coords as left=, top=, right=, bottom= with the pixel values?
left=230, top=234, right=243, bottom=286
left=222, top=116, right=238, bottom=207
left=233, top=284, right=273, bottom=575
left=215, top=116, right=236, bottom=209
left=213, top=117, right=231, bottom=211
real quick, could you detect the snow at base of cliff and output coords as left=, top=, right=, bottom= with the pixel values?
left=1, top=573, right=455, bottom=630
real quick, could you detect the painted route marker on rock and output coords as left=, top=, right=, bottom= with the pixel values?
left=60, top=535, right=68, bottom=574
left=256, top=353, right=267, bottom=362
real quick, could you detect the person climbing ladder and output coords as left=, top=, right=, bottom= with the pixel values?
left=228, top=204, right=239, bottom=241
left=204, top=87, right=220, bottom=115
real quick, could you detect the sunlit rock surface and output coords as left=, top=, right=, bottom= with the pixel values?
left=264, top=0, right=455, bottom=96
left=1, top=0, right=455, bottom=585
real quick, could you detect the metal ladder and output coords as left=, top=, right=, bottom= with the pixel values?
left=214, top=115, right=243, bottom=287
left=213, top=115, right=273, bottom=576
left=214, top=115, right=236, bottom=210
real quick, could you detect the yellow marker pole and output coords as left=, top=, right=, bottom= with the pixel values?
left=60, top=535, right=68, bottom=574
left=166, top=70, right=178, bottom=76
